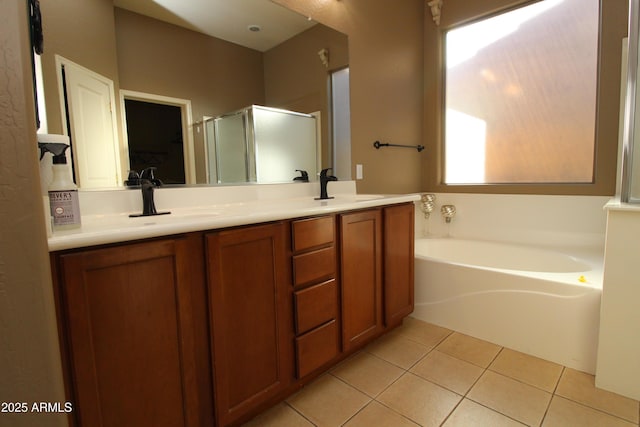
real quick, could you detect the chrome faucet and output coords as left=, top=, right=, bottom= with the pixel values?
left=316, top=168, right=338, bottom=200
left=441, top=205, right=456, bottom=223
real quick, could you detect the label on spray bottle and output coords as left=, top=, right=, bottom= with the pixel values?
left=49, top=190, right=81, bottom=227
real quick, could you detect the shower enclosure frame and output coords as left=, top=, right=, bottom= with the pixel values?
left=621, top=0, right=640, bottom=202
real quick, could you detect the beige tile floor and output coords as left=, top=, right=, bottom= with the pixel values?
left=243, top=317, right=640, bottom=427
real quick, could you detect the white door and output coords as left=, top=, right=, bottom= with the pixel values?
left=62, top=60, right=120, bottom=188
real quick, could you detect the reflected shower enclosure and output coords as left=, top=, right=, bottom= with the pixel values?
left=205, top=105, right=319, bottom=185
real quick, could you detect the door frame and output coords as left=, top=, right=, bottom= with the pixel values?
left=120, top=90, right=197, bottom=185
left=55, top=55, right=122, bottom=186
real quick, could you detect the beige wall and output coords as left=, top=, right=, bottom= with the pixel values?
left=423, top=0, right=629, bottom=195
left=40, top=0, right=120, bottom=136
left=274, top=0, right=426, bottom=194
left=264, top=24, right=348, bottom=167
left=39, top=0, right=125, bottom=181
left=0, top=2, right=67, bottom=426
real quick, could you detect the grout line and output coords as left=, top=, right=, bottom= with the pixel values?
left=437, top=396, right=465, bottom=427
left=487, top=345, right=504, bottom=368
left=339, top=399, right=373, bottom=427
left=463, top=361, right=488, bottom=398
left=484, top=366, right=561, bottom=394
left=325, top=370, right=374, bottom=399
left=364, top=347, right=424, bottom=371
left=284, top=401, right=319, bottom=426
left=458, top=397, right=529, bottom=426
left=463, top=370, right=552, bottom=426
left=551, top=366, right=565, bottom=395
left=553, top=367, right=639, bottom=424
left=553, top=394, right=640, bottom=425
left=369, top=388, right=427, bottom=427
left=406, top=345, right=436, bottom=371
left=327, top=370, right=379, bottom=400
left=394, top=318, right=454, bottom=348
left=342, top=319, right=640, bottom=426
left=538, top=366, right=563, bottom=427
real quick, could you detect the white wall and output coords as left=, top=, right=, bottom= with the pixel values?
left=415, top=193, right=609, bottom=248
left=596, top=204, right=640, bottom=400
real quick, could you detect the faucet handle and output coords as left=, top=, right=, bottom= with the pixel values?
left=441, top=205, right=456, bottom=223
left=320, top=168, right=333, bottom=178
left=294, top=170, right=309, bottom=182
left=140, top=167, right=163, bottom=186
left=140, top=166, right=157, bottom=179
left=125, top=170, right=140, bottom=187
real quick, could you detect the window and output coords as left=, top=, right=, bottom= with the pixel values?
left=444, top=0, right=599, bottom=184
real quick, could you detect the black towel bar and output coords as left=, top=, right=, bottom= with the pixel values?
left=373, top=140, right=425, bottom=152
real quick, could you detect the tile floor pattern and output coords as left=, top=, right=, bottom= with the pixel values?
left=243, top=317, right=640, bottom=427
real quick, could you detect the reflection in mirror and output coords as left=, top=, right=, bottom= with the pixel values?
left=37, top=0, right=350, bottom=189
left=205, top=106, right=319, bottom=185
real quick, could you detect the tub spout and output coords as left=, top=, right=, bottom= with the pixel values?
left=441, top=205, right=456, bottom=223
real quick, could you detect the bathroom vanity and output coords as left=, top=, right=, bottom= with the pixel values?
left=48, top=183, right=416, bottom=426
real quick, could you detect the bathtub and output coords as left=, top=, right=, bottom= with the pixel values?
left=412, top=238, right=603, bottom=374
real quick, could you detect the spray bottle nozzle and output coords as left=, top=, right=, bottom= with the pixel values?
left=38, top=142, right=70, bottom=164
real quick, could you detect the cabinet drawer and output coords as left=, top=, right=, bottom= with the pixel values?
left=295, top=320, right=339, bottom=378
left=293, top=246, right=335, bottom=287
left=294, top=279, right=337, bottom=334
left=292, top=216, right=335, bottom=252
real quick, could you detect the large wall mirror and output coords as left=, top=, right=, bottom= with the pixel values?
left=37, top=0, right=350, bottom=189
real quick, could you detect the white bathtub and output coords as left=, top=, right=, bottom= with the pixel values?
left=412, top=238, right=603, bottom=374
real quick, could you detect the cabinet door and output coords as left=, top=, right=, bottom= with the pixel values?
left=206, top=223, right=293, bottom=426
left=340, top=209, right=383, bottom=352
left=384, top=203, right=415, bottom=327
left=57, top=234, right=212, bottom=427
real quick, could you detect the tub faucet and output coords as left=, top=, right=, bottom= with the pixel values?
left=420, top=194, right=436, bottom=218
left=316, top=168, right=337, bottom=200
left=441, top=205, right=456, bottom=223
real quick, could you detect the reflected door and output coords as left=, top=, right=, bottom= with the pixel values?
left=62, top=60, right=120, bottom=188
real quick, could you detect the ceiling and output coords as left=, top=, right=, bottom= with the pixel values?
left=113, top=0, right=317, bottom=52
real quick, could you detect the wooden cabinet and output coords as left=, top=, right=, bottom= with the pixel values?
left=52, top=203, right=415, bottom=427
left=383, top=203, right=415, bottom=327
left=206, top=223, right=293, bottom=427
left=339, top=204, right=414, bottom=351
left=53, top=234, right=213, bottom=427
left=291, top=216, right=340, bottom=378
left=339, top=209, right=383, bottom=352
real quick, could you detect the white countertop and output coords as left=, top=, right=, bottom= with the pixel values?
left=47, top=182, right=419, bottom=251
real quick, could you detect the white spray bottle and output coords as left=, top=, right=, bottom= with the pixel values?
left=38, top=135, right=81, bottom=231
